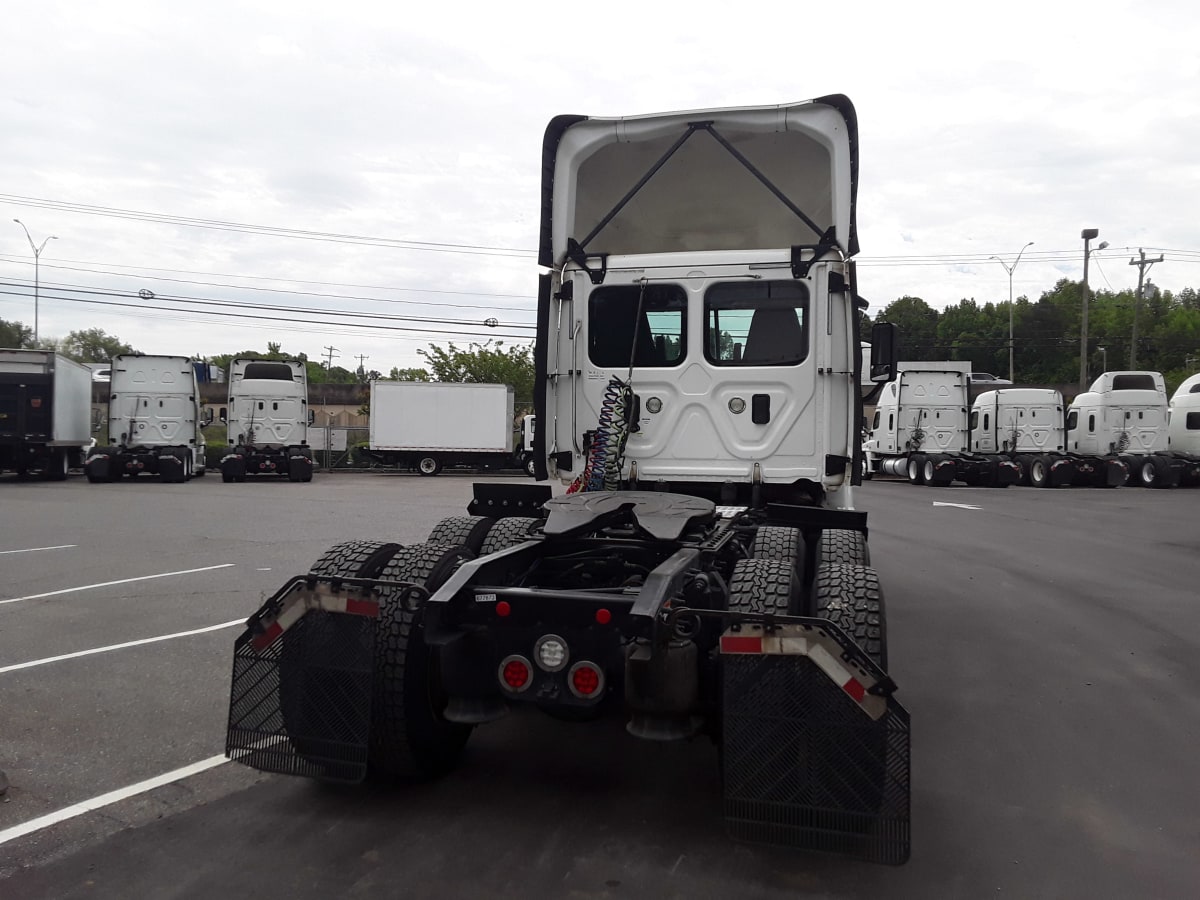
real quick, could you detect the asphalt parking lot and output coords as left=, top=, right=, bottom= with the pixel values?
left=1, top=472, right=1199, bottom=898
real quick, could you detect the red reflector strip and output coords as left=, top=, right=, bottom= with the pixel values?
left=345, top=597, right=380, bottom=618
left=720, top=635, right=763, bottom=654
left=842, top=677, right=866, bottom=702
left=251, top=621, right=283, bottom=650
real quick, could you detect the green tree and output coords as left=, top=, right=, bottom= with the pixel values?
left=61, top=328, right=136, bottom=362
left=0, top=318, right=33, bottom=348
left=387, top=366, right=432, bottom=381
left=875, top=296, right=938, bottom=359
left=419, top=340, right=535, bottom=407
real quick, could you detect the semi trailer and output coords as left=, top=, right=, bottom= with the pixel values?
left=863, top=366, right=1020, bottom=486
left=85, top=354, right=207, bottom=483
left=1068, top=371, right=1200, bottom=488
left=220, top=358, right=313, bottom=482
left=0, top=349, right=93, bottom=479
left=970, top=388, right=1127, bottom=487
left=226, top=96, right=911, bottom=864
left=365, top=381, right=534, bottom=476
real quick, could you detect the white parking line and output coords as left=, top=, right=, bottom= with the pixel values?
left=0, top=544, right=77, bottom=555
left=0, top=564, right=236, bottom=607
left=0, top=619, right=245, bottom=675
left=0, top=755, right=229, bottom=847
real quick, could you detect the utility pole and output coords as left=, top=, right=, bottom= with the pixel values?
left=1128, top=249, right=1163, bottom=369
left=1079, top=229, right=1107, bottom=391
left=355, top=353, right=369, bottom=377
left=323, top=345, right=339, bottom=370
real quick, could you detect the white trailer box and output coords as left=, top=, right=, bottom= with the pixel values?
left=367, top=382, right=517, bottom=475
left=0, top=349, right=94, bottom=477
left=370, top=382, right=514, bottom=453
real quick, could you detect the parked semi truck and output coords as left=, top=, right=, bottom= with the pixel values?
left=366, top=381, right=534, bottom=476
left=1068, top=370, right=1200, bottom=488
left=226, top=96, right=911, bottom=864
left=1168, top=374, right=1200, bottom=480
left=85, top=355, right=207, bottom=483
left=0, top=349, right=93, bottom=479
left=863, top=365, right=1020, bottom=486
left=220, top=358, right=313, bottom=482
left=970, top=388, right=1127, bottom=487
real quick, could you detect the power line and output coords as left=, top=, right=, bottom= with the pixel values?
left=0, top=278, right=535, bottom=331
left=0, top=286, right=536, bottom=341
left=0, top=254, right=535, bottom=309
left=0, top=193, right=536, bottom=258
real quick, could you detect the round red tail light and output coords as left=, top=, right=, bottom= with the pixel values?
left=568, top=661, right=604, bottom=699
left=498, top=655, right=532, bottom=693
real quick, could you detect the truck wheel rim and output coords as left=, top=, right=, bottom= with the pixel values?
left=420, top=458, right=437, bottom=473
left=1143, top=462, right=1155, bottom=483
left=924, top=461, right=934, bottom=482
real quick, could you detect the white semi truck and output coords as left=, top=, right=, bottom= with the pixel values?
left=1168, top=374, right=1200, bottom=476
left=220, top=359, right=314, bottom=482
left=366, top=381, right=534, bottom=476
left=970, top=388, right=1128, bottom=487
left=0, top=349, right=93, bottom=479
left=1068, top=370, right=1200, bottom=488
left=863, top=365, right=1020, bottom=486
left=85, top=355, right=207, bottom=483
left=226, top=97, right=911, bottom=864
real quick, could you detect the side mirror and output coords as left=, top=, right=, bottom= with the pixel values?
left=869, top=322, right=899, bottom=384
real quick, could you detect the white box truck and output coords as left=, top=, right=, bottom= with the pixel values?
left=220, top=359, right=313, bottom=482
left=0, top=349, right=93, bottom=479
left=863, top=364, right=1020, bottom=486
left=86, top=354, right=207, bottom=483
left=367, top=381, right=529, bottom=475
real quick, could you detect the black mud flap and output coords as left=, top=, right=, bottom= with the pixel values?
left=721, top=624, right=911, bottom=865
left=226, top=595, right=377, bottom=783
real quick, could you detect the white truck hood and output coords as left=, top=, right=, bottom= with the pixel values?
left=538, top=95, right=859, bottom=267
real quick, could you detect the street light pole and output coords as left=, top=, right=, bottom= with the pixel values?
left=989, top=241, right=1034, bottom=383
left=1079, top=229, right=1107, bottom=391
left=12, top=219, right=58, bottom=346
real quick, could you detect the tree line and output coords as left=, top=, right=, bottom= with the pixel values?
left=875, top=278, right=1200, bottom=393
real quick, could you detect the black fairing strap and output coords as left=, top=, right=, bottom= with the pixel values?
left=532, top=273, right=551, bottom=481
left=566, top=238, right=608, bottom=286
left=791, top=227, right=840, bottom=279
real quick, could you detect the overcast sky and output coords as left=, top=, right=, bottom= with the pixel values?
left=2, top=0, right=1197, bottom=375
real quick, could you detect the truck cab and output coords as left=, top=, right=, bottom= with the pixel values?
left=536, top=98, right=892, bottom=509
left=1168, top=373, right=1200, bottom=456
left=971, top=388, right=1064, bottom=455
left=221, top=359, right=312, bottom=482
left=1067, top=371, right=1168, bottom=457
left=87, top=354, right=207, bottom=482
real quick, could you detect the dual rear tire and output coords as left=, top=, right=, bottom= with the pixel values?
left=285, top=539, right=474, bottom=782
